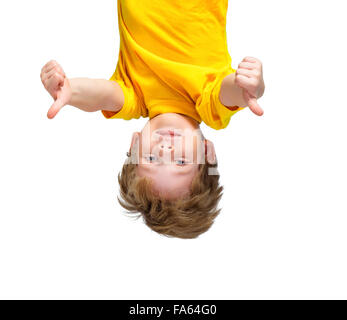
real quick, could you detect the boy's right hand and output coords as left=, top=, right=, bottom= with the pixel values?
left=40, top=60, right=72, bottom=119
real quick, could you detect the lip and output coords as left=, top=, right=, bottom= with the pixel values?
left=155, top=129, right=181, bottom=137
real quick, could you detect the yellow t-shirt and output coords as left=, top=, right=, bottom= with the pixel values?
left=102, top=0, right=243, bottom=130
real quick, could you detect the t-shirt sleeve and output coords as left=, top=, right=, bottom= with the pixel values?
left=195, top=69, right=245, bottom=130
left=101, top=78, right=147, bottom=120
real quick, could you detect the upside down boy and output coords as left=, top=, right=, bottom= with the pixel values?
left=40, top=0, right=265, bottom=239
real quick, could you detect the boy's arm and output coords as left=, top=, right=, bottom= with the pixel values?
left=68, top=78, right=124, bottom=113
left=40, top=60, right=124, bottom=119
left=219, top=56, right=265, bottom=116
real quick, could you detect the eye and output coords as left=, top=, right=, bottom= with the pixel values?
left=144, top=154, right=157, bottom=162
left=175, top=158, right=188, bottom=166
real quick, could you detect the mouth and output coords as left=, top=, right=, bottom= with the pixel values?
left=155, top=129, right=181, bottom=137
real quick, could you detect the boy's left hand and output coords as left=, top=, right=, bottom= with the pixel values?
left=235, top=56, right=265, bottom=116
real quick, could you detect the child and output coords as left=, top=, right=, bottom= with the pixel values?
left=40, top=0, right=265, bottom=239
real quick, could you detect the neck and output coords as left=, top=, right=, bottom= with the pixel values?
left=149, top=113, right=200, bottom=130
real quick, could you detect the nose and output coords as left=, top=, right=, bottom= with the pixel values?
left=158, top=137, right=174, bottom=158
left=160, top=144, right=173, bottom=150
left=159, top=142, right=174, bottom=153
left=157, top=136, right=174, bottom=149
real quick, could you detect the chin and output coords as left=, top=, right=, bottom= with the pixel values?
left=150, top=113, right=198, bottom=130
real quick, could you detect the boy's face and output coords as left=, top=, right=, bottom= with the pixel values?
left=128, top=114, right=216, bottom=199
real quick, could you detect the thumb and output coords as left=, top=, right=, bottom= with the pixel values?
left=47, top=97, right=65, bottom=119
left=244, top=90, right=264, bottom=116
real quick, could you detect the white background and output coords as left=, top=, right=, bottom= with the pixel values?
left=0, top=0, right=346, bottom=299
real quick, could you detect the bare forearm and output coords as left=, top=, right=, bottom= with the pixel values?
left=68, top=78, right=124, bottom=112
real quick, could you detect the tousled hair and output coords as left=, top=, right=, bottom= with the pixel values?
left=117, top=158, right=223, bottom=239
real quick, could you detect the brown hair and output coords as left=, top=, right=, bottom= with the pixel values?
left=117, top=159, right=223, bottom=239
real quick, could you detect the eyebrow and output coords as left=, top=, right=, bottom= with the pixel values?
left=138, top=163, right=196, bottom=176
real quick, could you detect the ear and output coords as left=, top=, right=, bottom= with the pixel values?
left=129, top=132, right=140, bottom=152
left=205, top=139, right=217, bottom=165
left=127, top=132, right=140, bottom=164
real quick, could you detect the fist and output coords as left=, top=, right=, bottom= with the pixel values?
left=40, top=60, right=71, bottom=119
left=235, top=56, right=265, bottom=116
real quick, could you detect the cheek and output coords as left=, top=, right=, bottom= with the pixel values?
left=136, top=165, right=144, bottom=177
left=184, top=135, right=204, bottom=164
left=151, top=140, right=162, bottom=156
left=138, top=137, right=151, bottom=159
left=195, top=142, right=205, bottom=164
